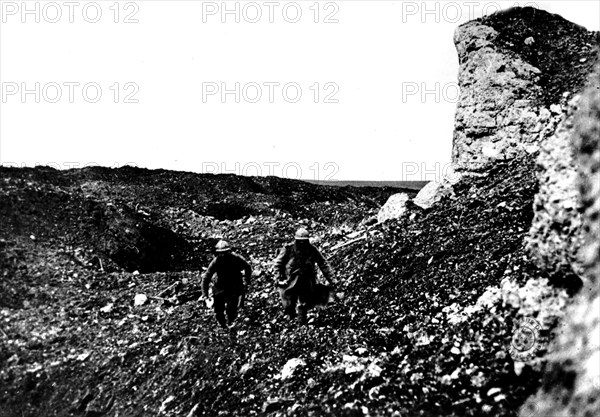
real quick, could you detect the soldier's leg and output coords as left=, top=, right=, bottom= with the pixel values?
left=297, top=292, right=310, bottom=325
left=297, top=305, right=308, bottom=325
left=225, top=293, right=240, bottom=325
left=280, top=288, right=298, bottom=318
left=213, top=293, right=227, bottom=329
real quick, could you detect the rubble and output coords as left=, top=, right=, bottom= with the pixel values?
left=0, top=155, right=544, bottom=416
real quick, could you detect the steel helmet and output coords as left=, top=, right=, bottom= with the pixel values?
left=215, top=240, right=231, bottom=252
left=294, top=228, right=310, bottom=240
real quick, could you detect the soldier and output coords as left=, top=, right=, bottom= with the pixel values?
left=202, top=240, right=252, bottom=330
left=274, top=228, right=336, bottom=325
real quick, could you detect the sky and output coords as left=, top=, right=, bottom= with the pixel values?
left=0, top=0, right=598, bottom=181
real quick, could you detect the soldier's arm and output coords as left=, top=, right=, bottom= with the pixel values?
left=315, top=248, right=335, bottom=284
left=236, top=254, right=252, bottom=288
left=201, top=258, right=217, bottom=297
left=273, top=245, right=290, bottom=281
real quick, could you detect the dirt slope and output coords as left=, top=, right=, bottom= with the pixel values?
left=1, top=155, right=553, bottom=417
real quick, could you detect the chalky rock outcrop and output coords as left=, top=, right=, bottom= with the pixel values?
left=450, top=8, right=600, bottom=417
left=452, top=7, right=599, bottom=173
left=520, top=65, right=600, bottom=417
left=452, top=21, right=555, bottom=170
left=525, top=96, right=585, bottom=278
left=377, top=193, right=410, bottom=223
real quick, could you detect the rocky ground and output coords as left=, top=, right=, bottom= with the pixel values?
left=0, top=155, right=560, bottom=417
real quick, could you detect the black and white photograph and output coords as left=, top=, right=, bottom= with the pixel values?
left=0, top=1, right=599, bottom=416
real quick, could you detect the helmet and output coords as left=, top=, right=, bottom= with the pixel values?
left=215, top=240, right=231, bottom=252
left=294, top=228, right=310, bottom=240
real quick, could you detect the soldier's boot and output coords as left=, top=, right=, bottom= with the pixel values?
left=284, top=305, right=297, bottom=319
left=297, top=307, right=308, bottom=326
left=215, top=312, right=228, bottom=330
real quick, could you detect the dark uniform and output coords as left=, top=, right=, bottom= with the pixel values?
left=202, top=251, right=251, bottom=329
left=274, top=239, right=334, bottom=323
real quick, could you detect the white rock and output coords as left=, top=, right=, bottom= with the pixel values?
left=366, top=361, right=382, bottom=378
left=240, top=363, right=252, bottom=375
left=482, top=143, right=500, bottom=159
left=525, top=144, right=540, bottom=154
left=100, top=303, right=113, bottom=313
left=494, top=394, right=506, bottom=402
left=377, top=193, right=410, bottom=223
left=414, top=182, right=444, bottom=210
left=278, top=358, right=306, bottom=380
left=340, top=355, right=364, bottom=374
left=134, top=294, right=148, bottom=306
left=355, top=347, right=368, bottom=355
left=538, top=108, right=552, bottom=122
left=514, top=362, right=525, bottom=376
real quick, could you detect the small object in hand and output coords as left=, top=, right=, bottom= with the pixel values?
left=277, top=280, right=287, bottom=288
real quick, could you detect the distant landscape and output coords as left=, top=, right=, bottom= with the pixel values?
left=306, top=179, right=428, bottom=190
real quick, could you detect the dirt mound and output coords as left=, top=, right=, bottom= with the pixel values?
left=0, top=166, right=403, bottom=297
